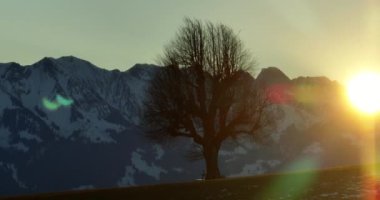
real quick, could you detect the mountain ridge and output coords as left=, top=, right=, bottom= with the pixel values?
left=1, top=56, right=311, bottom=84
left=0, top=56, right=361, bottom=196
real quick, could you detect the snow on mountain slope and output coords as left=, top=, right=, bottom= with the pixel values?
left=0, top=56, right=364, bottom=196
left=0, top=57, right=155, bottom=143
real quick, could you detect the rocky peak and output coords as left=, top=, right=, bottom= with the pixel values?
left=255, top=67, right=290, bottom=87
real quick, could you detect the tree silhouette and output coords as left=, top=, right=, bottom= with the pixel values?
left=143, top=18, right=270, bottom=179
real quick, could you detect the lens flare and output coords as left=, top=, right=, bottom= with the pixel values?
left=259, top=158, right=318, bottom=199
left=42, top=98, right=61, bottom=111
left=56, top=94, right=74, bottom=106
left=347, top=72, right=380, bottom=114
left=42, top=94, right=74, bottom=111
left=265, top=84, right=292, bottom=104
left=265, top=82, right=329, bottom=107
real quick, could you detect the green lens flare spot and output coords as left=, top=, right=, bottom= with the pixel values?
left=42, top=94, right=74, bottom=111
left=258, top=158, right=318, bottom=199
left=42, top=98, right=61, bottom=111
left=56, top=95, right=74, bottom=107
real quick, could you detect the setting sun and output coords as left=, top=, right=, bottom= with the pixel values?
left=347, top=72, right=380, bottom=114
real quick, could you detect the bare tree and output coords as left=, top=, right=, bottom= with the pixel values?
left=143, top=18, right=269, bottom=179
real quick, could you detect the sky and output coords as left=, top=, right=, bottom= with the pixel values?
left=0, top=0, right=379, bottom=83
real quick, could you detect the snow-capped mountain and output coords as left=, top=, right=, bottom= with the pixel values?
left=0, top=56, right=363, bottom=196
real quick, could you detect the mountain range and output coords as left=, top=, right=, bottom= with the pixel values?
left=0, top=56, right=365, bottom=196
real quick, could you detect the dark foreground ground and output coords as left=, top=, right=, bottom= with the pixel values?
left=2, top=165, right=380, bottom=200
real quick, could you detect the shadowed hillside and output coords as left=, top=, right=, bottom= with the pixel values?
left=1, top=164, right=378, bottom=200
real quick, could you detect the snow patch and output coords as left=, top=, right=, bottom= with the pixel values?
left=270, top=105, right=319, bottom=142
left=131, top=150, right=167, bottom=180
left=12, top=142, right=29, bottom=152
left=219, top=146, right=247, bottom=156
left=0, top=92, right=13, bottom=110
left=153, top=144, right=164, bottom=160
left=73, top=185, right=95, bottom=190
left=0, top=162, right=27, bottom=189
left=303, top=142, right=323, bottom=154
left=320, top=192, right=339, bottom=197
left=230, top=160, right=281, bottom=177
left=0, top=129, right=11, bottom=149
left=172, top=167, right=184, bottom=173
left=0, top=129, right=29, bottom=152
left=342, top=133, right=362, bottom=147
left=118, top=166, right=136, bottom=186
left=79, top=111, right=122, bottom=143
left=18, top=130, right=42, bottom=143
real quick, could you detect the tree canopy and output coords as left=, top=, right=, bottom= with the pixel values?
left=144, top=18, right=270, bottom=179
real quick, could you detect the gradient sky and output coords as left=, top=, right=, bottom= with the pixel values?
left=0, top=0, right=379, bottom=82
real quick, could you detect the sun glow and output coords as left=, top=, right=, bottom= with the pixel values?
left=347, top=72, right=380, bottom=114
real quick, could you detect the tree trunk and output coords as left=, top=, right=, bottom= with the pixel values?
left=203, top=144, right=221, bottom=179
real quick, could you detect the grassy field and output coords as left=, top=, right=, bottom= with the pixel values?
left=2, top=165, right=379, bottom=200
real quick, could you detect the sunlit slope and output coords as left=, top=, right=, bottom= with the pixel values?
left=3, top=165, right=379, bottom=200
